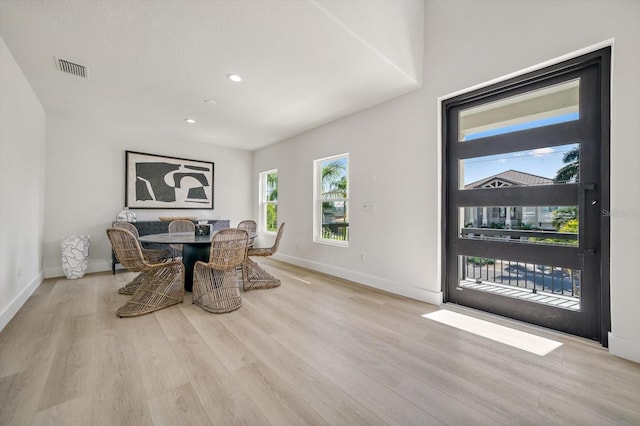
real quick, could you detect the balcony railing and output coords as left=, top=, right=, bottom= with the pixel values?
left=462, top=257, right=580, bottom=297
left=322, top=223, right=349, bottom=241
left=461, top=227, right=577, bottom=245
left=460, top=228, right=580, bottom=298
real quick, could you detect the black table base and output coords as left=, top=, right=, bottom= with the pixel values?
left=181, top=244, right=211, bottom=292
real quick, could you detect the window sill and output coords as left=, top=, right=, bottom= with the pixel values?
left=314, top=238, right=349, bottom=248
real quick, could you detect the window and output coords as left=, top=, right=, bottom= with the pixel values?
left=314, top=154, right=349, bottom=245
left=259, top=169, right=277, bottom=233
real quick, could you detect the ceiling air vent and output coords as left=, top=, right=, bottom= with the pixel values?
left=55, top=57, right=88, bottom=78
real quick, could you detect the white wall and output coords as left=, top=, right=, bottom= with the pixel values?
left=0, top=38, right=46, bottom=331
left=254, top=90, right=436, bottom=304
left=43, top=114, right=253, bottom=277
left=254, top=0, right=640, bottom=362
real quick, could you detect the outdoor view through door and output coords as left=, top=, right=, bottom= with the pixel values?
left=443, top=48, right=610, bottom=344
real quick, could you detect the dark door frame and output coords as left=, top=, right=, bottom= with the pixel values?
left=440, top=47, right=611, bottom=345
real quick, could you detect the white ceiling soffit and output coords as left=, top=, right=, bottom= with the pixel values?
left=0, top=0, right=423, bottom=151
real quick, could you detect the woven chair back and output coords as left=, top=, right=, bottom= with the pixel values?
left=113, top=221, right=140, bottom=239
left=247, top=222, right=286, bottom=257
left=271, top=222, right=286, bottom=254
left=237, top=220, right=257, bottom=233
left=106, top=228, right=148, bottom=272
left=209, top=229, right=249, bottom=270
left=168, top=219, right=195, bottom=233
left=168, top=219, right=195, bottom=252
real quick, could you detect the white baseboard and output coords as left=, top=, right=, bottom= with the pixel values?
left=0, top=270, right=43, bottom=332
left=608, top=332, right=640, bottom=364
left=44, top=260, right=115, bottom=279
left=44, top=255, right=445, bottom=307
left=273, top=253, right=443, bottom=306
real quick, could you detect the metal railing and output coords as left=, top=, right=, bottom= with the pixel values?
left=462, top=257, right=580, bottom=297
left=460, top=228, right=579, bottom=296
left=461, top=227, right=578, bottom=245
left=322, top=223, right=349, bottom=241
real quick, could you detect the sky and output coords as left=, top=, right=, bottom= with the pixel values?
left=321, top=156, right=348, bottom=193
left=462, top=112, right=579, bottom=186
left=462, top=143, right=579, bottom=186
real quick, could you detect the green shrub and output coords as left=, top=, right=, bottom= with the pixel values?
left=467, top=257, right=495, bottom=266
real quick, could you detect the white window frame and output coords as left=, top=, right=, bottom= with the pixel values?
left=259, top=169, right=278, bottom=234
left=313, top=153, right=349, bottom=247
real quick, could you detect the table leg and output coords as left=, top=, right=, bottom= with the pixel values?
left=182, top=244, right=210, bottom=292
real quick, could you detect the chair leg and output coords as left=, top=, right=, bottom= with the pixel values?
left=118, top=272, right=145, bottom=295
left=117, top=263, right=184, bottom=318
left=193, top=263, right=242, bottom=313
left=241, top=257, right=281, bottom=291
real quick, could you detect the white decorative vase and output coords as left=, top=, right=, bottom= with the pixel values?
left=116, top=207, right=136, bottom=222
left=61, top=235, right=90, bottom=279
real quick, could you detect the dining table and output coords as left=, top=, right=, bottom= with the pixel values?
left=138, top=231, right=256, bottom=292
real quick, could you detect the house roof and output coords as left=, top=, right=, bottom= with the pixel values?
left=465, top=170, right=554, bottom=189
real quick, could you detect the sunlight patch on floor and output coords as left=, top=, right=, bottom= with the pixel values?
left=422, top=310, right=563, bottom=356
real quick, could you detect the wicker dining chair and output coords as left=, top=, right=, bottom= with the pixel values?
left=107, top=228, right=185, bottom=317
left=192, top=229, right=249, bottom=313
left=113, top=222, right=171, bottom=263
left=242, top=222, right=285, bottom=291
left=112, top=222, right=172, bottom=294
left=238, top=219, right=257, bottom=246
left=168, top=219, right=195, bottom=259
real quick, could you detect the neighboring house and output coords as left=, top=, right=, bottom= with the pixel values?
left=463, top=170, right=559, bottom=229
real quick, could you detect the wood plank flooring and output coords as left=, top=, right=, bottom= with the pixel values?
left=1, top=258, right=639, bottom=425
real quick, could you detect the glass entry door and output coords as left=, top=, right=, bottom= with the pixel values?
left=443, top=49, right=610, bottom=342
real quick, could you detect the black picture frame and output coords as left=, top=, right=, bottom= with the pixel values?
left=125, top=151, right=214, bottom=209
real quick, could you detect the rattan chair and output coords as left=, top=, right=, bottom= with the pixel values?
left=242, top=222, right=285, bottom=291
left=113, top=222, right=171, bottom=263
left=168, top=219, right=195, bottom=259
left=192, top=229, right=249, bottom=313
left=237, top=220, right=257, bottom=246
left=112, top=222, right=172, bottom=294
left=247, top=222, right=285, bottom=257
left=107, top=228, right=184, bottom=317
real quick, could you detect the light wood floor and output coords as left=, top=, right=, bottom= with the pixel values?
left=1, top=258, right=639, bottom=425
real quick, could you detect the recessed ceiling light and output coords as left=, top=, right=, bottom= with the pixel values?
left=227, top=74, right=242, bottom=82
left=185, top=118, right=196, bottom=124
left=204, top=99, right=216, bottom=105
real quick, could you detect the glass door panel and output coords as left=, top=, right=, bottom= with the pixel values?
left=458, top=79, right=580, bottom=142
left=460, top=143, right=580, bottom=189
left=458, top=255, right=581, bottom=310
left=460, top=205, right=578, bottom=246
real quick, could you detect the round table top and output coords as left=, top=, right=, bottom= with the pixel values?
left=139, top=231, right=256, bottom=245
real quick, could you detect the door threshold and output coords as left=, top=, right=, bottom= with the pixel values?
left=442, top=302, right=603, bottom=349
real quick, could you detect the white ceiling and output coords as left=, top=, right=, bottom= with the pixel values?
left=0, top=0, right=424, bottom=151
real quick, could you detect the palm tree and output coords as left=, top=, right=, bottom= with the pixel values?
left=321, top=160, right=348, bottom=240
left=266, top=172, right=278, bottom=231
left=334, top=176, right=347, bottom=195
left=322, top=160, right=347, bottom=197
left=266, top=172, right=278, bottom=201
left=552, top=207, right=577, bottom=229
left=554, top=147, right=579, bottom=183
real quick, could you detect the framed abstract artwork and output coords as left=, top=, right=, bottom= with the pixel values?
left=125, top=151, right=214, bottom=209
